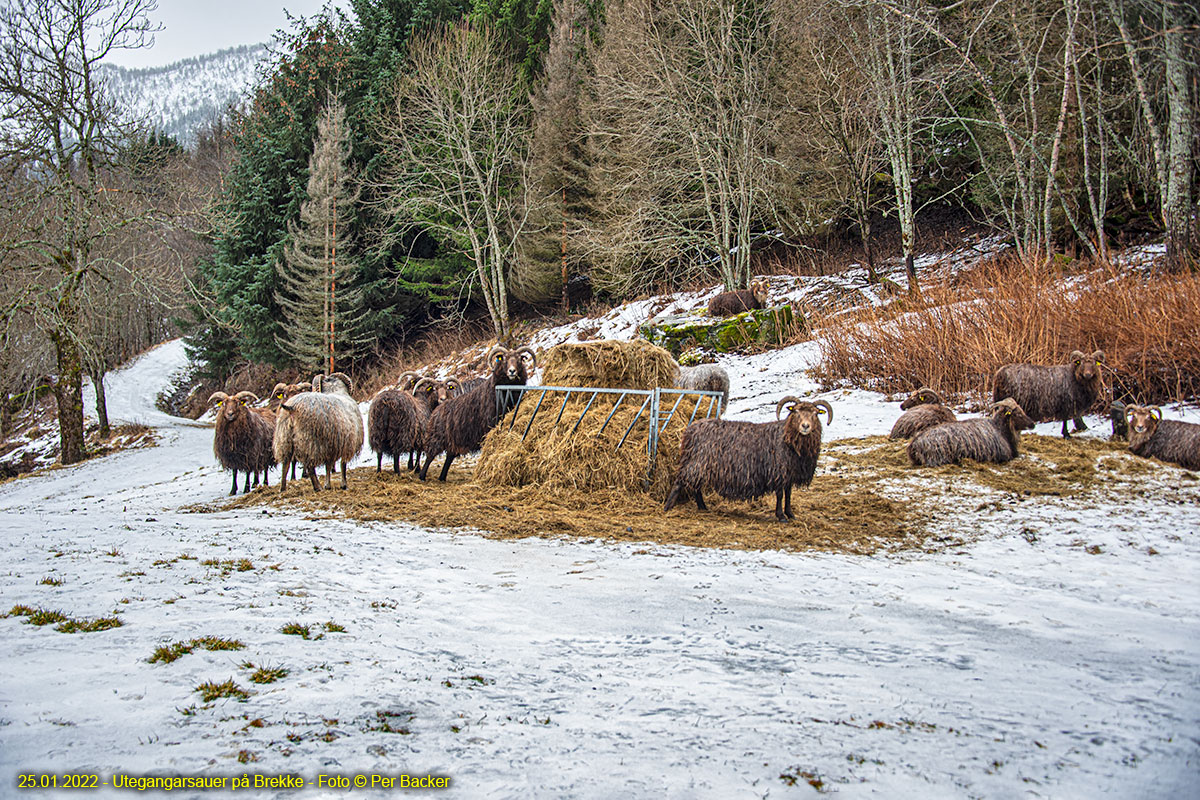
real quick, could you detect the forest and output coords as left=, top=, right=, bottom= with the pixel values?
left=0, top=0, right=1196, bottom=465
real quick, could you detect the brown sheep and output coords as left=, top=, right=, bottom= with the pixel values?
left=992, top=350, right=1104, bottom=438
left=889, top=388, right=957, bottom=440
left=1124, top=405, right=1200, bottom=471
left=664, top=397, right=832, bottom=522
left=907, top=398, right=1035, bottom=466
left=707, top=278, right=768, bottom=317
left=210, top=391, right=276, bottom=495
left=419, top=346, right=537, bottom=482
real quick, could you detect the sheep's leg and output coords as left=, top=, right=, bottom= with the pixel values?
left=279, top=461, right=288, bottom=493
left=324, top=462, right=334, bottom=490
left=392, top=453, right=400, bottom=474
left=784, top=486, right=795, bottom=520
left=341, top=460, right=348, bottom=489
left=419, top=453, right=436, bottom=481
left=408, top=450, right=416, bottom=471
left=664, top=484, right=683, bottom=512
left=252, top=470, right=260, bottom=488
left=438, top=454, right=456, bottom=482
left=262, top=468, right=269, bottom=488
left=693, top=487, right=707, bottom=511
left=230, top=470, right=238, bottom=496
left=774, top=491, right=789, bottom=522
left=1072, top=416, right=1088, bottom=433
left=309, top=463, right=323, bottom=492
left=376, top=452, right=382, bottom=472
left=1061, top=419, right=1072, bottom=438
left=290, top=461, right=297, bottom=480
left=242, top=471, right=251, bottom=494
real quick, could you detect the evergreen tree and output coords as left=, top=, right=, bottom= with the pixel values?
left=276, top=94, right=367, bottom=373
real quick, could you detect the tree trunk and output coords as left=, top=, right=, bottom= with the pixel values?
left=0, top=392, right=10, bottom=437
left=90, top=368, right=109, bottom=439
left=50, top=333, right=86, bottom=465
left=1162, top=0, right=1195, bottom=270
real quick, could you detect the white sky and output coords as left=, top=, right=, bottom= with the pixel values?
left=105, top=0, right=354, bottom=69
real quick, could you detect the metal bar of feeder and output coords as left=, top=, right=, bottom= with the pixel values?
left=597, top=392, right=628, bottom=435
left=552, top=390, right=572, bottom=427
left=617, top=394, right=652, bottom=450
left=521, top=389, right=549, bottom=440
left=571, top=391, right=600, bottom=435
left=658, top=392, right=686, bottom=434
left=503, top=386, right=528, bottom=431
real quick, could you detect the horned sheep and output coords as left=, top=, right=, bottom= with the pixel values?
left=209, top=391, right=276, bottom=495
left=664, top=397, right=832, bottom=523
left=889, top=387, right=956, bottom=440
left=675, top=363, right=731, bottom=413
left=368, top=373, right=453, bottom=473
left=419, top=345, right=536, bottom=482
left=907, top=398, right=1035, bottom=467
left=992, top=350, right=1104, bottom=438
left=1123, top=405, right=1200, bottom=471
left=274, top=372, right=364, bottom=492
left=707, top=278, right=768, bottom=317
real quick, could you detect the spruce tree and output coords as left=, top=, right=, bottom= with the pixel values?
left=275, top=95, right=367, bottom=373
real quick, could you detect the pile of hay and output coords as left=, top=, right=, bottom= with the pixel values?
left=477, top=339, right=705, bottom=497
left=539, top=339, right=679, bottom=390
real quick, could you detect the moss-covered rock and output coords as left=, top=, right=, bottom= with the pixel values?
left=640, top=305, right=802, bottom=357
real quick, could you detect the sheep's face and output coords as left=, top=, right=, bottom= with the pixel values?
left=992, top=399, right=1035, bottom=431
left=214, top=393, right=252, bottom=423
left=415, top=379, right=453, bottom=408
left=777, top=397, right=833, bottom=439
left=900, top=389, right=940, bottom=410
left=489, top=346, right=536, bottom=385
left=1125, top=406, right=1161, bottom=437
left=751, top=280, right=768, bottom=305
left=1071, top=350, right=1104, bottom=383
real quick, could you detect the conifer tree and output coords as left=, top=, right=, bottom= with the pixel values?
left=276, top=94, right=367, bottom=373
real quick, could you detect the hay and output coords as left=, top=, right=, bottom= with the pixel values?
left=540, top=340, right=679, bottom=390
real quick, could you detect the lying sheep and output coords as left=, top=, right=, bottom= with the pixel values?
left=664, top=397, right=832, bottom=522
left=210, top=391, right=276, bottom=495
left=907, top=398, right=1035, bottom=466
left=675, top=363, right=730, bottom=413
left=992, top=350, right=1104, bottom=438
left=889, top=387, right=956, bottom=440
left=1123, top=405, right=1200, bottom=471
left=420, top=345, right=536, bottom=482
left=708, top=278, right=768, bottom=317
left=274, top=372, right=364, bottom=492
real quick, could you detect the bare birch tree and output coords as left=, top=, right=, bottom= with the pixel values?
left=379, top=22, right=529, bottom=341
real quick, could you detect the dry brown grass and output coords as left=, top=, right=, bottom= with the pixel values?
left=811, top=255, right=1200, bottom=405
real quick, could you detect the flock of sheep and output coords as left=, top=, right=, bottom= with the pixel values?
left=207, top=324, right=1197, bottom=525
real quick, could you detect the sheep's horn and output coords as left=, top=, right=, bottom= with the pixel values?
left=775, top=396, right=800, bottom=420
left=208, top=391, right=229, bottom=404
left=311, top=374, right=324, bottom=392
left=1124, top=405, right=1137, bottom=424
left=234, top=391, right=259, bottom=404
left=1150, top=406, right=1162, bottom=421
left=329, top=372, right=353, bottom=391
left=445, top=378, right=461, bottom=392
left=413, top=377, right=436, bottom=394
left=814, top=400, right=833, bottom=423
left=294, top=382, right=312, bottom=392
left=397, top=371, right=420, bottom=390
left=1069, top=350, right=1086, bottom=362
left=922, top=388, right=944, bottom=405
left=270, top=382, right=288, bottom=397
left=515, top=346, right=537, bottom=366
left=1092, top=350, right=1105, bottom=362
left=487, top=345, right=510, bottom=362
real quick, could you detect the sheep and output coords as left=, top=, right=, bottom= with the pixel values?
left=707, top=278, right=768, bottom=317
left=675, top=363, right=731, bottom=413
left=367, top=374, right=453, bottom=474
left=265, top=382, right=312, bottom=479
left=907, top=398, right=1035, bottom=467
left=1123, top=405, right=1200, bottom=471
left=408, top=377, right=454, bottom=470
left=1109, top=399, right=1130, bottom=441
left=664, top=397, right=832, bottom=523
left=889, top=387, right=957, bottom=440
left=274, top=372, right=364, bottom=492
left=209, top=391, right=276, bottom=495
left=992, top=350, right=1105, bottom=438
left=419, top=345, right=537, bottom=482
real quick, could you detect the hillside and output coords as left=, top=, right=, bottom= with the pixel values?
left=98, top=44, right=266, bottom=145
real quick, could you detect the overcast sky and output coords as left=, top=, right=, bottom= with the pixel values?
left=106, top=0, right=354, bottom=69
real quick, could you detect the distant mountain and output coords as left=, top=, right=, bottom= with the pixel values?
left=99, top=44, right=268, bottom=147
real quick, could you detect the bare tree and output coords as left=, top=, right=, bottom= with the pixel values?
left=0, top=0, right=158, bottom=464
left=379, top=22, right=529, bottom=341
left=582, top=0, right=782, bottom=295
left=276, top=93, right=366, bottom=373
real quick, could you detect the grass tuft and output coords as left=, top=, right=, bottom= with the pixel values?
left=281, top=622, right=311, bottom=639
left=5, top=604, right=122, bottom=633
left=148, top=636, right=245, bottom=664
left=38, top=576, right=64, bottom=586
left=246, top=664, right=289, bottom=684
left=194, top=678, right=250, bottom=703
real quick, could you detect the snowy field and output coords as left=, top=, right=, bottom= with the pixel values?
left=2, top=323, right=1199, bottom=797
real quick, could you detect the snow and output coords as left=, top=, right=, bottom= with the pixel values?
left=3, top=326, right=1199, bottom=796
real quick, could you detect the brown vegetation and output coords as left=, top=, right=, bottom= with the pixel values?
left=813, top=256, right=1200, bottom=405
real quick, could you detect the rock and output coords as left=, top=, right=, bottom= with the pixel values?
left=640, top=304, right=802, bottom=357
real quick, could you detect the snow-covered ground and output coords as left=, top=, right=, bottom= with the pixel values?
left=3, top=333, right=1198, bottom=798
